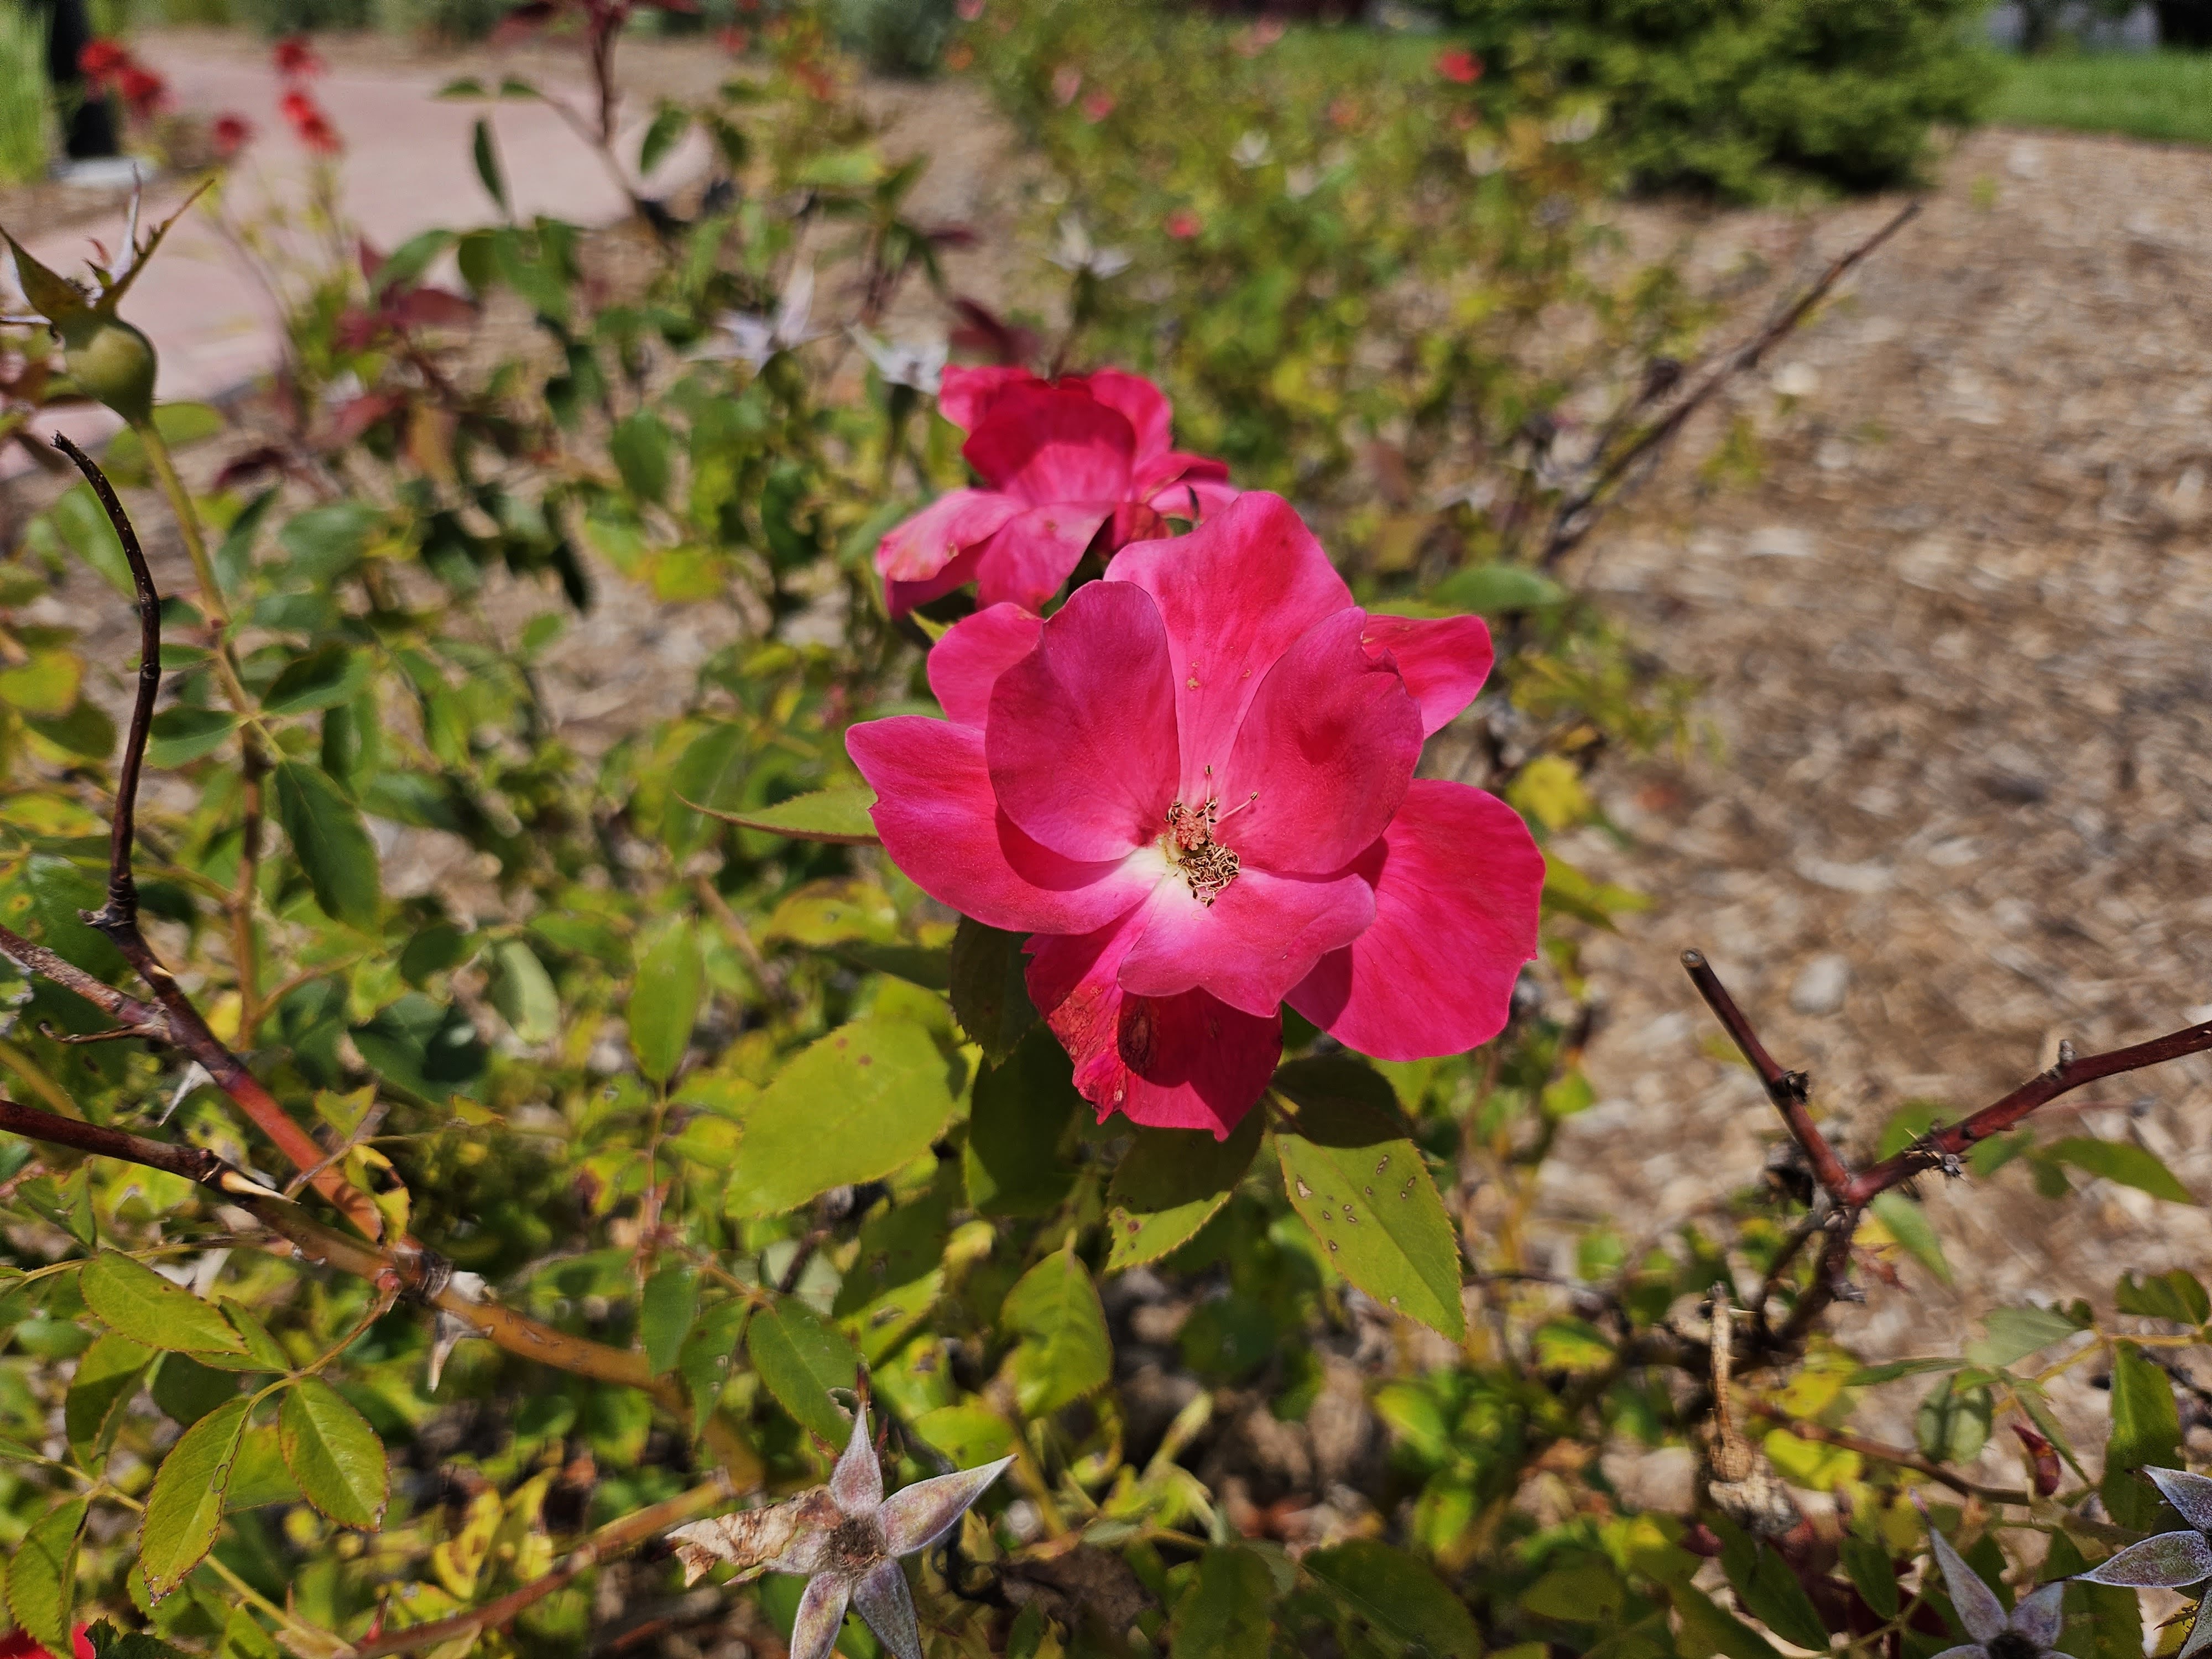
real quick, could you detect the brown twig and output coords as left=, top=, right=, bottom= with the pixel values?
left=42, top=435, right=380, bottom=1235
left=1681, top=950, right=1853, bottom=1201
left=1541, top=200, right=1922, bottom=570
left=1841, top=1018, right=2212, bottom=1207
left=349, top=1475, right=733, bottom=1658
left=0, top=1094, right=763, bottom=1485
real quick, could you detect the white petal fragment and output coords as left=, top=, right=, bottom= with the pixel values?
left=2011, top=1580, right=2065, bottom=1648
left=789, top=1572, right=853, bottom=1659
left=831, top=1401, right=884, bottom=1516
left=878, top=1455, right=1016, bottom=1557
left=1927, top=1525, right=2008, bottom=1644
left=851, top=1557, right=924, bottom=1659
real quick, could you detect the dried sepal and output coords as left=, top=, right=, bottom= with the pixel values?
left=1926, top=1523, right=2008, bottom=1644
left=2151, top=1467, right=2212, bottom=1532
left=667, top=1489, right=837, bottom=1585
left=2075, top=1528, right=2212, bottom=1589
left=829, top=1401, right=883, bottom=1515
left=789, top=1571, right=851, bottom=1659
left=878, top=1455, right=1016, bottom=1556
left=851, top=1557, right=922, bottom=1659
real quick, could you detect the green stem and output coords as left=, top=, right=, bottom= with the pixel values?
left=134, top=418, right=226, bottom=630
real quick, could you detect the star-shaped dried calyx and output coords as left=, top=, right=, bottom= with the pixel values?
left=2074, top=1467, right=2212, bottom=1656
left=668, top=1404, right=1013, bottom=1659
left=1922, top=1516, right=2065, bottom=1659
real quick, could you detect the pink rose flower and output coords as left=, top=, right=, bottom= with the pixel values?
left=848, top=493, right=1545, bottom=1135
left=874, top=367, right=1236, bottom=618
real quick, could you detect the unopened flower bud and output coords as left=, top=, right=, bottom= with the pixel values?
left=61, top=314, right=158, bottom=426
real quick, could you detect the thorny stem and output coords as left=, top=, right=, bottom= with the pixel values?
left=351, top=1475, right=735, bottom=1658
left=1681, top=949, right=1853, bottom=1199
left=0, top=1095, right=764, bottom=1488
left=48, top=435, right=376, bottom=1231
left=1541, top=200, right=1923, bottom=570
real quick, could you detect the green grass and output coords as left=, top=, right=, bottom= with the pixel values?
left=1989, top=49, right=2212, bottom=147
left=0, top=1, right=50, bottom=187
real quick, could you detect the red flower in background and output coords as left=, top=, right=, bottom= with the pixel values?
left=849, top=493, right=1543, bottom=1135
left=280, top=88, right=342, bottom=155
left=874, top=367, right=1237, bottom=617
left=77, top=38, right=128, bottom=79
left=1164, top=209, right=1201, bottom=240
left=1436, top=47, right=1482, bottom=84
left=1081, top=89, right=1114, bottom=122
left=272, top=34, right=324, bottom=78
left=211, top=112, right=254, bottom=158
left=115, top=65, right=167, bottom=117
left=0, top=1625, right=96, bottom=1659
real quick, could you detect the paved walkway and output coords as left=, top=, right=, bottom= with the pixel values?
left=6, top=37, right=702, bottom=466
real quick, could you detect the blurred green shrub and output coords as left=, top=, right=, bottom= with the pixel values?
left=1436, top=0, right=1992, bottom=198
left=373, top=0, right=507, bottom=40
left=0, top=1, right=50, bottom=185
left=232, top=0, right=372, bottom=36
left=837, top=0, right=956, bottom=73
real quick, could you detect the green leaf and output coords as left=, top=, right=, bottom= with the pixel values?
left=278, top=501, right=384, bottom=585
left=66, top=1332, right=155, bottom=1463
left=1272, top=1058, right=1464, bottom=1339
left=948, top=919, right=1036, bottom=1063
left=683, top=784, right=880, bottom=845
left=1426, top=562, right=1568, bottom=615
left=141, top=1396, right=249, bottom=1599
left=1303, top=1539, right=1480, bottom=1659
left=44, top=483, right=134, bottom=596
left=227, top=1423, right=304, bottom=1512
left=471, top=116, right=509, bottom=215
left=81, top=1249, right=247, bottom=1354
left=1867, top=1189, right=1952, bottom=1284
left=150, top=1352, right=243, bottom=1427
left=98, top=403, right=226, bottom=487
left=2116, top=1269, right=2211, bottom=1327
left=1966, top=1304, right=2083, bottom=1368
left=1715, top=1520, right=1828, bottom=1651
left=638, top=102, right=690, bottom=176
left=1667, top=1582, right=1782, bottom=1659
left=1839, top=1535, right=1898, bottom=1620
left=1171, top=1546, right=1274, bottom=1659
left=271, top=760, right=382, bottom=930
left=1104, top=1108, right=1264, bottom=1272
left=676, top=1298, right=748, bottom=1439
left=278, top=1379, right=388, bottom=1530
left=2103, top=1340, right=2182, bottom=1530
left=2046, top=1137, right=2196, bottom=1204
left=965, top=1025, right=1080, bottom=1219
left=1844, top=1355, right=1962, bottom=1386
left=628, top=918, right=703, bottom=1085
left=9, top=1498, right=87, bottom=1652
left=640, top=1265, right=699, bottom=1377
left=721, top=1017, right=959, bottom=1218
left=215, top=487, right=277, bottom=595
left=1001, top=1246, right=1110, bottom=1418
left=745, top=1296, right=859, bottom=1446
left=610, top=411, right=674, bottom=504
left=145, top=706, right=239, bottom=768
left=662, top=722, right=748, bottom=859
left=0, top=649, right=81, bottom=716
left=262, top=645, right=372, bottom=717
left=489, top=938, right=560, bottom=1047
left=1914, top=1374, right=1992, bottom=1464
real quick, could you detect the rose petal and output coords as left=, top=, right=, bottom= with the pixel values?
left=986, top=580, right=1181, bottom=860
left=878, top=1455, right=1015, bottom=1556
left=1118, top=864, right=1374, bottom=1018
left=847, top=717, right=1153, bottom=935
left=1926, top=1525, right=2008, bottom=1644
left=789, top=1573, right=852, bottom=1659
left=1080, top=367, right=1173, bottom=460
left=1288, top=781, right=1543, bottom=1061
left=2151, top=1468, right=2212, bottom=1533
left=939, top=364, right=1035, bottom=432
left=1217, top=607, right=1422, bottom=877
left=884, top=543, right=984, bottom=619
left=876, top=488, right=1022, bottom=583
left=1359, top=613, right=1495, bottom=737
left=2076, top=1529, right=2212, bottom=1589
left=2011, top=1581, right=2065, bottom=1648
left=1027, top=916, right=1281, bottom=1136
left=830, top=1401, right=881, bottom=1515
left=973, top=504, right=1113, bottom=614
left=1107, top=492, right=1355, bottom=799
left=1133, top=450, right=1231, bottom=502
left=850, top=1558, right=924, bottom=1659
left=963, top=384, right=1134, bottom=504
left=928, top=604, right=1044, bottom=727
